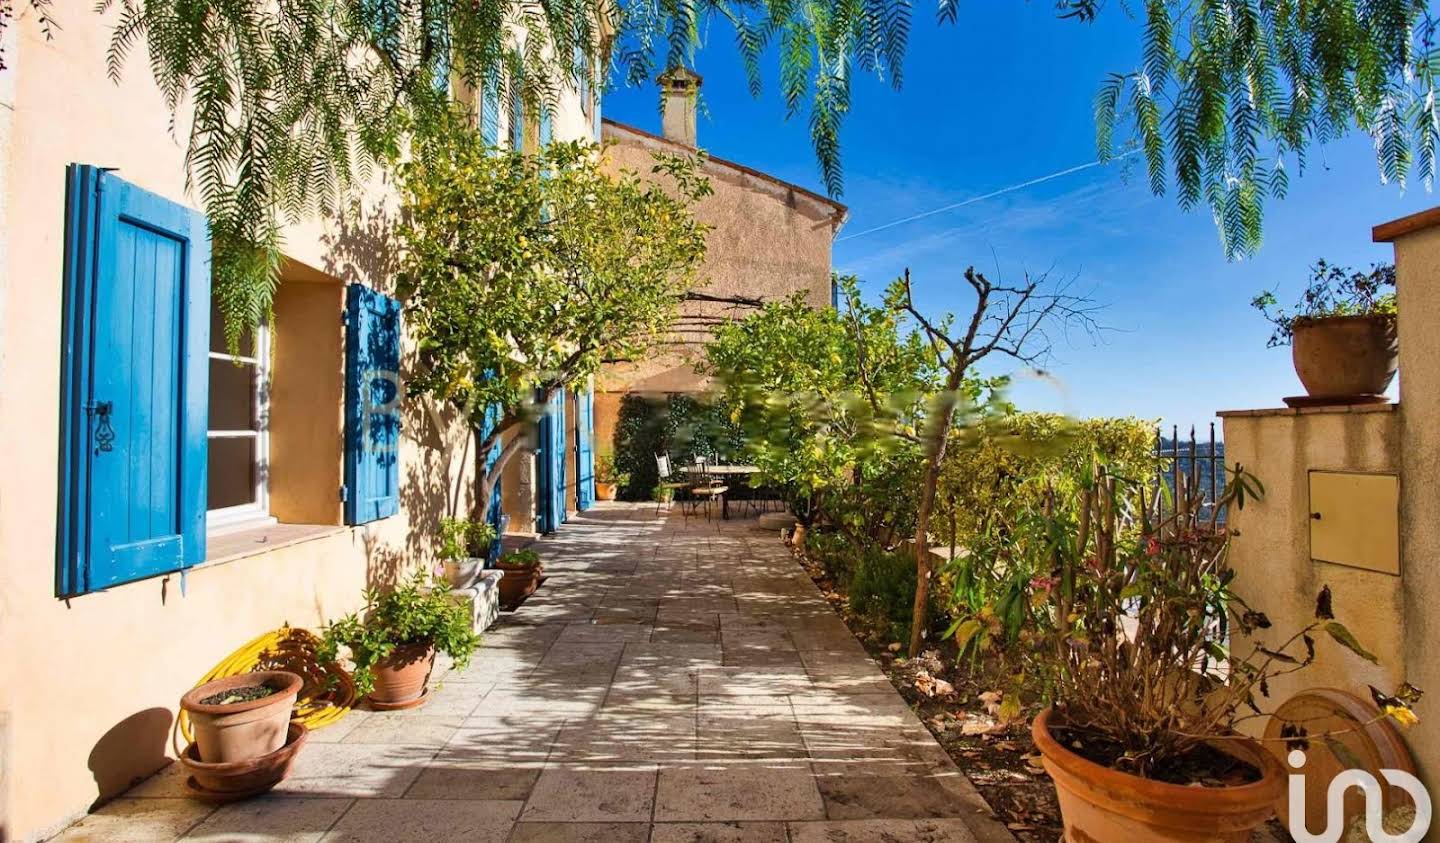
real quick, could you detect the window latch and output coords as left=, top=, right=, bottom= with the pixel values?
left=86, top=400, right=115, bottom=453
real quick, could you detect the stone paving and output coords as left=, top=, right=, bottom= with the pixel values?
left=54, top=503, right=1014, bottom=843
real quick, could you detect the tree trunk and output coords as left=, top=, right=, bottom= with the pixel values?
left=907, top=383, right=962, bottom=657
left=472, top=420, right=528, bottom=524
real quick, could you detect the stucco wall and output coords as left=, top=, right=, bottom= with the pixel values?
left=0, top=7, right=590, bottom=840
left=597, top=121, right=843, bottom=397
left=1385, top=219, right=1440, bottom=788
left=1221, top=406, right=1407, bottom=722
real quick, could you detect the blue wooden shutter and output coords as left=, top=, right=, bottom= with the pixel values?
left=539, top=106, right=553, bottom=148
left=535, top=388, right=567, bottom=533
left=343, top=284, right=402, bottom=524
left=510, top=91, right=525, bottom=150
left=576, top=385, right=595, bottom=511
left=57, top=165, right=210, bottom=596
left=480, top=79, right=501, bottom=146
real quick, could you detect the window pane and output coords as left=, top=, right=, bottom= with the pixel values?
left=207, top=436, right=257, bottom=509
left=209, top=307, right=256, bottom=357
left=209, top=358, right=256, bottom=431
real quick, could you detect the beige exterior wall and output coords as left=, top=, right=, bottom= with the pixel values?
left=1221, top=406, right=1406, bottom=714
left=0, top=8, right=592, bottom=840
left=1383, top=217, right=1440, bottom=789
left=1222, top=205, right=1440, bottom=793
left=593, top=121, right=845, bottom=455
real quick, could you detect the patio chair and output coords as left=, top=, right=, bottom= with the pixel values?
left=654, top=453, right=690, bottom=515
left=685, top=456, right=727, bottom=522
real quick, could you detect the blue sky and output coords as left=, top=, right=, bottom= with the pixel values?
left=601, top=4, right=1430, bottom=429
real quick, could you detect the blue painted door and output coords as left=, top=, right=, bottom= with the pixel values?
left=535, top=388, right=567, bottom=533
left=575, top=386, right=595, bottom=510
left=343, top=284, right=402, bottom=524
left=58, top=166, right=210, bottom=595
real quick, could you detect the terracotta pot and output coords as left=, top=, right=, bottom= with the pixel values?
left=595, top=482, right=618, bottom=501
left=369, top=642, right=436, bottom=706
left=180, top=722, right=308, bottom=797
left=1032, top=708, right=1284, bottom=843
left=180, top=671, right=302, bottom=764
left=1291, top=314, right=1397, bottom=398
left=496, top=562, right=543, bottom=608
left=790, top=524, right=807, bottom=551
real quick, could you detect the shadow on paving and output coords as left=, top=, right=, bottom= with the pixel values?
left=54, top=503, right=1013, bottom=843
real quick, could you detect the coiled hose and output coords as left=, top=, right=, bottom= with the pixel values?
left=173, top=626, right=357, bottom=755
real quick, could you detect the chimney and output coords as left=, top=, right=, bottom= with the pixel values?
left=659, top=66, right=702, bottom=147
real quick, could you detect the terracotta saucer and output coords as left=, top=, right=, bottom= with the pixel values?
left=1282, top=394, right=1390, bottom=408
left=180, top=722, right=307, bottom=801
left=366, top=690, right=431, bottom=711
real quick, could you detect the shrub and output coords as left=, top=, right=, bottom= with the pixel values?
left=319, top=571, right=479, bottom=696
left=499, top=548, right=541, bottom=568
left=438, top=517, right=496, bottom=560
left=612, top=393, right=743, bottom=501
left=847, top=545, right=917, bottom=641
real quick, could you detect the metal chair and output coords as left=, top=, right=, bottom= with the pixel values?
left=654, top=453, right=689, bottom=515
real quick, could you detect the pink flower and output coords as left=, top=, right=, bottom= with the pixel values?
left=1029, top=575, right=1057, bottom=592
left=1145, top=537, right=1161, bottom=557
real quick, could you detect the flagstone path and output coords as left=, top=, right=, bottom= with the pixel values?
left=53, top=503, right=1014, bottom=843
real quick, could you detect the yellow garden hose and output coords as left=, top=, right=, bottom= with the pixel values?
left=174, top=626, right=357, bottom=755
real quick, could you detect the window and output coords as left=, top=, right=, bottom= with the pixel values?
left=206, top=307, right=273, bottom=530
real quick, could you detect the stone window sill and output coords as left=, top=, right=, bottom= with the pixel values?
left=204, top=522, right=349, bottom=567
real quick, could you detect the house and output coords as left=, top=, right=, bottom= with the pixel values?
left=593, top=67, right=850, bottom=452
left=0, top=10, right=597, bottom=841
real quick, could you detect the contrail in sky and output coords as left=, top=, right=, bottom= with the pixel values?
left=836, top=149, right=1141, bottom=243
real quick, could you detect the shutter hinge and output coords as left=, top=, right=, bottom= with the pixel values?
left=339, top=485, right=349, bottom=502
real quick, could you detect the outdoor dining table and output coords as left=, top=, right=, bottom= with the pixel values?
left=682, top=464, right=760, bottom=520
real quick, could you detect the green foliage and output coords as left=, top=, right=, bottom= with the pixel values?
left=1252, top=260, right=1398, bottom=347
left=934, top=413, right=1157, bottom=643
left=984, top=466, right=1420, bottom=777
left=319, top=571, right=480, bottom=696
left=438, top=517, right=497, bottom=560
left=702, top=276, right=944, bottom=524
left=35, top=0, right=1434, bottom=328
left=611, top=393, right=744, bottom=501
left=94, top=0, right=610, bottom=345
left=1096, top=0, right=1439, bottom=258
left=595, top=451, right=629, bottom=486
left=399, top=118, right=709, bottom=502
left=846, top=544, right=918, bottom=641
left=499, top=548, right=541, bottom=567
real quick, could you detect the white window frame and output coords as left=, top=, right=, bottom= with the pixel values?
left=206, top=323, right=275, bottom=533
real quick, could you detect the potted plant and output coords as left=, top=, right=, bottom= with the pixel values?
left=319, top=571, right=480, bottom=709
left=179, top=670, right=303, bottom=763
left=652, top=484, right=675, bottom=505
left=1253, top=260, right=1398, bottom=400
left=1008, top=467, right=1420, bottom=842
left=438, top=516, right=497, bottom=587
left=595, top=452, right=629, bottom=501
left=495, top=547, right=543, bottom=608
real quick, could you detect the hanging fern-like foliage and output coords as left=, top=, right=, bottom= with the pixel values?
left=96, top=0, right=608, bottom=345
left=18, top=0, right=1439, bottom=336
left=1094, top=0, right=1439, bottom=259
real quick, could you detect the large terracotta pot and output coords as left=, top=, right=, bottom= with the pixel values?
left=1032, top=708, right=1284, bottom=843
left=595, top=482, right=618, bottom=501
left=1291, top=314, right=1398, bottom=398
left=370, top=642, right=436, bottom=707
left=180, top=670, right=302, bottom=763
left=496, top=562, right=543, bottom=608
